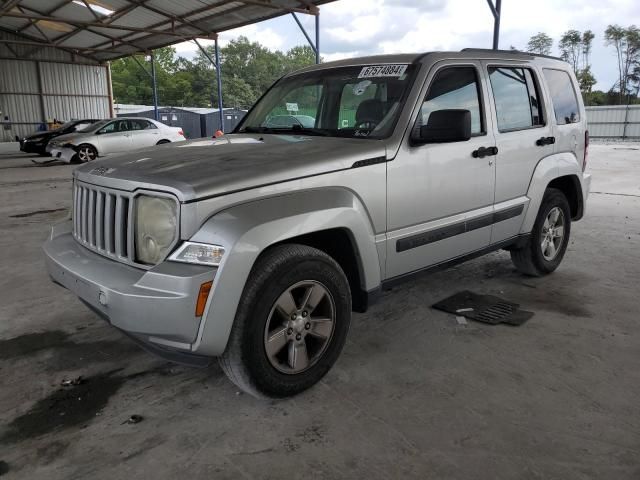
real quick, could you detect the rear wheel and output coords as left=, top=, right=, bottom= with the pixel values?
left=219, top=244, right=352, bottom=398
left=511, top=188, right=571, bottom=276
left=76, top=144, right=98, bottom=162
left=156, top=139, right=170, bottom=145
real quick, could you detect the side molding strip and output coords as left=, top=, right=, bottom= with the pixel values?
left=396, top=204, right=524, bottom=253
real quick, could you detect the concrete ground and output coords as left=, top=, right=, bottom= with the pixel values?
left=0, top=144, right=639, bottom=480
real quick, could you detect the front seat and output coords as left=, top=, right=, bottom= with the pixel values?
left=355, top=99, right=384, bottom=128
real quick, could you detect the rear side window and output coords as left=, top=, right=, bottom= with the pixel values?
left=543, top=69, right=580, bottom=125
left=420, top=67, right=484, bottom=134
left=488, top=67, right=543, bottom=131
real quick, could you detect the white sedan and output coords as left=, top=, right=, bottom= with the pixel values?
left=48, top=117, right=186, bottom=163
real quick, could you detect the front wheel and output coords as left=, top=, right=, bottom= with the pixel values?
left=76, top=144, right=98, bottom=162
left=511, top=188, right=571, bottom=276
left=219, top=244, right=352, bottom=398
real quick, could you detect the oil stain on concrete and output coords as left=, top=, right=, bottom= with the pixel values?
left=0, top=370, right=126, bottom=445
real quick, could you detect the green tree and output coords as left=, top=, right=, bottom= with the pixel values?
left=110, top=38, right=318, bottom=110
left=605, top=25, right=640, bottom=103
left=559, top=30, right=582, bottom=72
left=527, top=32, right=553, bottom=55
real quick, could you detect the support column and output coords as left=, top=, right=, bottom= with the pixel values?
left=150, top=51, right=159, bottom=121
left=106, top=62, right=115, bottom=118
left=215, top=37, right=224, bottom=132
left=315, top=13, right=320, bottom=64
left=489, top=0, right=502, bottom=50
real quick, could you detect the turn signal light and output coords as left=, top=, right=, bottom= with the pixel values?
left=195, top=281, right=213, bottom=317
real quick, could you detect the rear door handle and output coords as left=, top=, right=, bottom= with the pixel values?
left=472, top=146, right=498, bottom=158
left=536, top=136, right=556, bottom=146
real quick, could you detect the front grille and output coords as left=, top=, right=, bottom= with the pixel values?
left=72, top=181, right=135, bottom=263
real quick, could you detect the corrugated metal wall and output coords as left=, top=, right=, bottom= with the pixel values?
left=585, top=106, right=640, bottom=139
left=1, top=31, right=111, bottom=141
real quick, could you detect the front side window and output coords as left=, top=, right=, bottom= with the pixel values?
left=419, top=66, right=484, bottom=135
left=237, top=64, right=416, bottom=139
left=489, top=67, right=543, bottom=131
left=543, top=69, right=580, bottom=125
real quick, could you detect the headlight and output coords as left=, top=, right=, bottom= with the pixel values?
left=169, top=242, right=225, bottom=266
left=135, top=195, right=178, bottom=265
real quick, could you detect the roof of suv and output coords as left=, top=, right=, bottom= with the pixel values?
left=292, top=49, right=567, bottom=76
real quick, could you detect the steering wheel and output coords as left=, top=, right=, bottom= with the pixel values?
left=354, top=119, right=378, bottom=131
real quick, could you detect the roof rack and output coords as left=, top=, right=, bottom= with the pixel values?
left=460, top=48, right=563, bottom=61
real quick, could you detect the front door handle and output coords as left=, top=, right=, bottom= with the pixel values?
left=472, top=146, right=498, bottom=158
left=536, top=136, right=556, bottom=146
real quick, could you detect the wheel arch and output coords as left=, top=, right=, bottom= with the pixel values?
left=521, top=152, right=585, bottom=234
left=190, top=187, right=382, bottom=356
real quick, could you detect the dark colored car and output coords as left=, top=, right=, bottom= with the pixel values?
left=19, top=119, right=100, bottom=155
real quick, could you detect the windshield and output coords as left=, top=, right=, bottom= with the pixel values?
left=78, top=120, right=108, bottom=133
left=237, top=64, right=416, bottom=139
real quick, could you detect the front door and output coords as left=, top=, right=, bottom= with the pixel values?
left=95, top=119, right=132, bottom=154
left=386, top=62, right=497, bottom=280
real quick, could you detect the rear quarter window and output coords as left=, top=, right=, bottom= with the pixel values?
left=543, top=69, right=580, bottom=125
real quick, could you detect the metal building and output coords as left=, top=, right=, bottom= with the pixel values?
left=114, top=104, right=246, bottom=138
left=0, top=31, right=112, bottom=141
left=0, top=1, right=333, bottom=142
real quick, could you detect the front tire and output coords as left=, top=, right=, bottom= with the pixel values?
left=511, top=188, right=571, bottom=276
left=219, top=244, right=352, bottom=398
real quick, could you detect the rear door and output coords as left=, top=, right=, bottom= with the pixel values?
left=541, top=68, right=585, bottom=162
left=386, top=62, right=497, bottom=279
left=482, top=62, right=554, bottom=243
left=129, top=119, right=159, bottom=148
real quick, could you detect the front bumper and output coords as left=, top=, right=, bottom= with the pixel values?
left=20, top=140, right=47, bottom=154
left=50, top=146, right=76, bottom=163
left=44, top=221, right=216, bottom=357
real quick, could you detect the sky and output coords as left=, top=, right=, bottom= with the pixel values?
left=173, top=0, right=640, bottom=91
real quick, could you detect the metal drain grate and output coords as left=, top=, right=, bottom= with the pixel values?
left=432, top=291, right=533, bottom=326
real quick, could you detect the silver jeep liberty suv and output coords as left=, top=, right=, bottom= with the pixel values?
left=44, top=49, right=591, bottom=398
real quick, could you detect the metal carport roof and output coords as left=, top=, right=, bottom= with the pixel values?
left=0, top=0, right=335, bottom=63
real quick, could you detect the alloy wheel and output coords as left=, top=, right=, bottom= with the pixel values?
left=541, top=206, right=565, bottom=261
left=263, top=280, right=336, bottom=374
left=78, top=146, right=96, bottom=162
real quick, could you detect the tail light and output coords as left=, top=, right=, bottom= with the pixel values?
left=583, top=130, right=589, bottom=172
left=178, top=130, right=185, bottom=137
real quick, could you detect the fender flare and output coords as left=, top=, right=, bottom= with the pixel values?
left=190, top=187, right=381, bottom=356
left=521, top=151, right=584, bottom=234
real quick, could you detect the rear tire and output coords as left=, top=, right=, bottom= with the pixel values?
left=511, top=188, right=571, bottom=276
left=156, top=139, right=170, bottom=145
left=219, top=244, right=352, bottom=398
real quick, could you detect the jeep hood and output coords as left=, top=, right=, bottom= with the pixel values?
left=74, top=134, right=387, bottom=202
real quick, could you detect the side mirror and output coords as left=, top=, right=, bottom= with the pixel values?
left=412, top=109, right=471, bottom=144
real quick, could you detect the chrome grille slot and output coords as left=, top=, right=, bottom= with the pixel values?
left=72, top=181, right=134, bottom=264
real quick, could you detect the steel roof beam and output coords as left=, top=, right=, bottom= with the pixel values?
left=0, top=0, right=22, bottom=15
left=3, top=11, right=192, bottom=37
left=17, top=0, right=74, bottom=33
left=87, top=0, right=235, bottom=51
left=0, top=25, right=100, bottom=61
left=0, top=38, right=131, bottom=54
left=125, top=0, right=212, bottom=37
left=238, top=0, right=314, bottom=15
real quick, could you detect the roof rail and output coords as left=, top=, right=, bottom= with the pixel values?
left=460, top=48, right=563, bottom=61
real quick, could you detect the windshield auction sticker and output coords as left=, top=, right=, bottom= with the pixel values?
left=358, top=64, right=408, bottom=78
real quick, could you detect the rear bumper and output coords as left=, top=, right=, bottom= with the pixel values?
left=43, top=221, right=216, bottom=357
left=578, top=172, right=592, bottom=220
